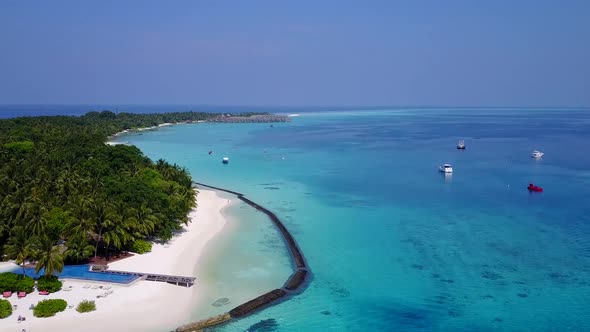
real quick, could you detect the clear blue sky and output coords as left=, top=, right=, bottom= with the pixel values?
left=1, top=0, right=588, bottom=107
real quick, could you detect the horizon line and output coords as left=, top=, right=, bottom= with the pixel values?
left=0, top=103, right=589, bottom=110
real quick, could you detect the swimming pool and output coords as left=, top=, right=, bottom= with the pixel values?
left=11, top=265, right=140, bottom=284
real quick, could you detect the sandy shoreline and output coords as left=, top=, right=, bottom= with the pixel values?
left=106, top=122, right=189, bottom=146
left=0, top=189, right=230, bottom=332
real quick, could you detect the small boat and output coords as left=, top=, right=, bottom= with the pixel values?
left=222, top=157, right=229, bottom=164
left=208, top=150, right=213, bottom=155
left=439, top=163, right=453, bottom=173
left=531, top=150, right=544, bottom=158
left=457, top=140, right=466, bottom=149
left=527, top=183, right=543, bottom=192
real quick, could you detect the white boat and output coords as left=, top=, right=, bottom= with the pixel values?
left=439, top=163, right=453, bottom=173
left=457, top=140, right=465, bottom=149
left=531, top=150, right=544, bottom=158
left=222, top=157, right=229, bottom=164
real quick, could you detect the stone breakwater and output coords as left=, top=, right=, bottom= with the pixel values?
left=175, top=183, right=310, bottom=332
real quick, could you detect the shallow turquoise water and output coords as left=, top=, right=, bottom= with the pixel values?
left=120, top=109, right=590, bottom=331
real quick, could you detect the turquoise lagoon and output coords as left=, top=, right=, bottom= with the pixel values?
left=117, top=109, right=590, bottom=332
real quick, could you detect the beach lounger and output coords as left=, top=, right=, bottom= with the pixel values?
left=17, top=291, right=26, bottom=298
left=91, top=285, right=99, bottom=289
left=3, top=291, right=11, bottom=298
left=83, top=284, right=90, bottom=289
left=39, top=290, right=49, bottom=295
left=104, top=286, right=112, bottom=290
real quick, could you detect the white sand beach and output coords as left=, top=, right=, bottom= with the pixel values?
left=0, top=189, right=230, bottom=332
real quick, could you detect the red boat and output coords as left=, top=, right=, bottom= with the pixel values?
left=527, top=183, right=543, bottom=192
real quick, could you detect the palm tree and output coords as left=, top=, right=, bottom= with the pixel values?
left=22, top=187, right=49, bottom=236
left=32, top=234, right=64, bottom=277
left=66, top=196, right=93, bottom=238
left=102, top=221, right=129, bottom=260
left=89, top=200, right=114, bottom=258
left=64, top=235, right=94, bottom=263
left=3, top=226, right=32, bottom=276
left=128, top=204, right=157, bottom=238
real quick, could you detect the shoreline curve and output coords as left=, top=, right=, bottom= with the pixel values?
left=176, top=182, right=311, bottom=331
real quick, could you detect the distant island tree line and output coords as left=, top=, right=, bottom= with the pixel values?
left=0, top=110, right=268, bottom=280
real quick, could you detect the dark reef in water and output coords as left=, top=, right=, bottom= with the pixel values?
left=244, top=319, right=278, bottom=332
left=354, top=298, right=440, bottom=330
left=448, top=309, right=462, bottom=317
left=548, top=271, right=576, bottom=284
left=481, top=271, right=504, bottom=280
left=212, top=298, right=231, bottom=307
left=330, top=285, right=351, bottom=297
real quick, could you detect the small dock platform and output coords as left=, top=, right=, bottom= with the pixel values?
left=144, top=273, right=196, bottom=287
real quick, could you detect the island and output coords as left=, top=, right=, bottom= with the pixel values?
left=0, top=110, right=308, bottom=332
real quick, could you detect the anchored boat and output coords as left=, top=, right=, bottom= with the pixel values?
left=527, top=183, right=543, bottom=192
left=439, top=163, right=453, bottom=173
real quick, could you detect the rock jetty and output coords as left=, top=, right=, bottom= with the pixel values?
left=175, top=182, right=310, bottom=332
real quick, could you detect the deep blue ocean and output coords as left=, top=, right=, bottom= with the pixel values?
left=7, top=106, right=590, bottom=331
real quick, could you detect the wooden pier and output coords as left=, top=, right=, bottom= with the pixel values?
left=93, top=268, right=196, bottom=287
left=144, top=273, right=195, bottom=287
left=210, top=114, right=290, bottom=123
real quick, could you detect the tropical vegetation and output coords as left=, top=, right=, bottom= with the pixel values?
left=0, top=272, right=35, bottom=293
left=37, top=275, right=63, bottom=293
left=0, top=299, right=12, bottom=319
left=76, top=299, right=96, bottom=313
left=0, top=111, right=237, bottom=276
left=33, top=299, right=67, bottom=317
left=131, top=239, right=152, bottom=254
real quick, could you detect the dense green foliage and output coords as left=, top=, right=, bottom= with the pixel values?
left=131, top=239, right=152, bottom=254
left=36, top=275, right=62, bottom=293
left=33, top=299, right=67, bottom=317
left=0, top=299, right=12, bottom=319
left=0, top=272, right=35, bottom=293
left=76, top=299, right=96, bottom=313
left=0, top=111, right=213, bottom=273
